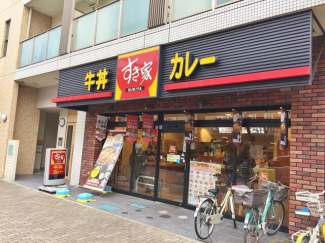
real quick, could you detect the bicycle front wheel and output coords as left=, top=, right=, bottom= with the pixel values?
left=194, top=199, right=215, bottom=240
left=244, top=208, right=260, bottom=243
left=266, top=201, right=285, bottom=236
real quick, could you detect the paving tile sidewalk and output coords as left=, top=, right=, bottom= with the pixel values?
left=11, top=174, right=291, bottom=243
left=0, top=180, right=196, bottom=243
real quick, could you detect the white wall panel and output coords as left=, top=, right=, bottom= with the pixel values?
left=56, top=109, right=68, bottom=149
left=69, top=111, right=86, bottom=186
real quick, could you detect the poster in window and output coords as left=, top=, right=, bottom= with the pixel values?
left=232, top=110, right=242, bottom=147
left=95, top=115, right=108, bottom=141
left=280, top=109, right=288, bottom=150
left=185, top=112, right=194, bottom=145
left=126, top=115, right=138, bottom=143
left=188, top=161, right=220, bottom=205
left=142, top=114, right=154, bottom=143
left=36, top=140, right=43, bottom=153
left=83, top=134, right=124, bottom=191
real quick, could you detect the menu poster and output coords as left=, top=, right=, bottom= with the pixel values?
left=126, top=115, right=138, bottom=143
left=185, top=112, right=194, bottom=145
left=232, top=110, right=242, bottom=147
left=142, top=114, right=154, bottom=143
left=83, top=134, right=124, bottom=191
left=280, top=109, right=288, bottom=150
left=95, top=115, right=108, bottom=141
left=188, top=161, right=220, bottom=205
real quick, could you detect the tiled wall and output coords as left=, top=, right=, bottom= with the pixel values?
left=13, top=86, right=40, bottom=174
left=15, top=0, right=325, bottom=80
left=80, top=36, right=325, bottom=233
left=0, top=1, right=27, bottom=178
left=28, top=9, right=52, bottom=38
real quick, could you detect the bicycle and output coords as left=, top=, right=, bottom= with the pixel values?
left=194, top=173, right=237, bottom=240
left=292, top=191, right=325, bottom=243
left=237, top=174, right=288, bottom=243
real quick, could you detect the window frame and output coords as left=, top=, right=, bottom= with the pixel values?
left=171, top=0, right=213, bottom=22
left=3, top=19, right=11, bottom=57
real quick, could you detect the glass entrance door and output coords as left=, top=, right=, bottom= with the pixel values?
left=131, top=129, right=157, bottom=197
left=158, top=132, right=186, bottom=204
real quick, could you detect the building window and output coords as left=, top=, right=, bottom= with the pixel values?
left=3, top=20, right=10, bottom=57
left=121, top=0, right=150, bottom=36
left=172, top=0, right=211, bottom=21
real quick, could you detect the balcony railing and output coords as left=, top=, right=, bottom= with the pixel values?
left=18, top=0, right=238, bottom=68
left=19, top=25, right=61, bottom=67
left=73, top=0, right=149, bottom=51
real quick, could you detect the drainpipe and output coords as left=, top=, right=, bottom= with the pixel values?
left=26, top=7, right=33, bottom=39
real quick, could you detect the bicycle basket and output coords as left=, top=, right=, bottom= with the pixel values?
left=307, top=200, right=325, bottom=217
left=273, top=185, right=289, bottom=201
left=296, top=191, right=320, bottom=202
left=233, top=189, right=267, bottom=207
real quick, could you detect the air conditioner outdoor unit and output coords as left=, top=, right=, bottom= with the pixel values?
left=76, top=0, right=98, bottom=7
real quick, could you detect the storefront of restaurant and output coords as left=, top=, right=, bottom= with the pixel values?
left=53, top=11, right=325, bottom=233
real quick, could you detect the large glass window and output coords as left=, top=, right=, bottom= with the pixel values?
left=189, top=124, right=290, bottom=227
left=173, top=0, right=211, bottom=20
left=19, top=39, right=33, bottom=67
left=32, top=32, right=47, bottom=63
left=96, top=2, right=120, bottom=44
left=164, top=113, right=186, bottom=121
left=158, top=132, right=185, bottom=203
left=121, top=0, right=150, bottom=36
left=46, top=26, right=61, bottom=59
left=74, top=12, right=96, bottom=50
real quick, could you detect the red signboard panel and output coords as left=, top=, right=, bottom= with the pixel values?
left=49, top=150, right=66, bottom=178
left=115, top=46, right=160, bottom=101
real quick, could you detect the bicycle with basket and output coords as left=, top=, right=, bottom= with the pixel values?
left=292, top=191, right=325, bottom=243
left=233, top=174, right=289, bottom=243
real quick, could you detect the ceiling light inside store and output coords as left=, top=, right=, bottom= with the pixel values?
left=225, top=113, right=232, bottom=116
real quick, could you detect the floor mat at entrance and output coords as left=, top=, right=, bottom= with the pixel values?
left=129, top=203, right=147, bottom=209
left=100, top=204, right=119, bottom=211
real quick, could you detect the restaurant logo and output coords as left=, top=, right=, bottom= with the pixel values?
left=84, top=68, right=110, bottom=91
left=115, top=46, right=160, bottom=101
left=170, top=51, right=218, bottom=80
left=49, top=150, right=66, bottom=179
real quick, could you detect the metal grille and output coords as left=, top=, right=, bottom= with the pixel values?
left=148, top=0, right=168, bottom=29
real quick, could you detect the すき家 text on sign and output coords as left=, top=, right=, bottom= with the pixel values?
left=115, top=46, right=160, bottom=101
